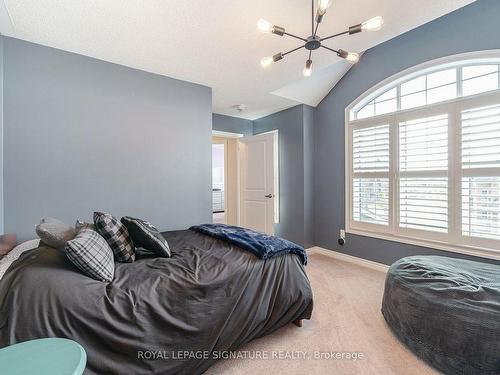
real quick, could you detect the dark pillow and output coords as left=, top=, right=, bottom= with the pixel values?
left=65, top=228, right=115, bottom=282
left=94, top=212, right=135, bottom=262
left=121, top=216, right=171, bottom=258
left=134, top=247, right=157, bottom=259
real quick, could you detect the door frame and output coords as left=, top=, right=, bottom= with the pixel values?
left=212, top=130, right=244, bottom=225
left=237, top=130, right=279, bottom=230
left=212, top=137, right=228, bottom=223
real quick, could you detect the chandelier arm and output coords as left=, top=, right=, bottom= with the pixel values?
left=282, top=45, right=305, bottom=57
left=283, top=32, right=307, bottom=42
left=311, top=0, right=314, bottom=35
left=321, top=45, right=340, bottom=54
left=320, top=30, right=350, bottom=42
left=313, top=22, right=320, bottom=38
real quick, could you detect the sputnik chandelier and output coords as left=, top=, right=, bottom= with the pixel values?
left=258, top=0, right=384, bottom=77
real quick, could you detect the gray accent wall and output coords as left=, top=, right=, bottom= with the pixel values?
left=212, top=113, right=252, bottom=135
left=303, top=106, right=315, bottom=248
left=253, top=105, right=314, bottom=247
left=0, top=38, right=3, bottom=234
left=314, top=0, right=500, bottom=265
left=2, top=37, right=212, bottom=241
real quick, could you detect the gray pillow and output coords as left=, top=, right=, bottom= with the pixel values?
left=75, top=220, right=95, bottom=233
left=36, top=217, right=76, bottom=249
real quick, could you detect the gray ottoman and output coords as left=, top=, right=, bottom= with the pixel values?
left=382, top=255, right=500, bottom=375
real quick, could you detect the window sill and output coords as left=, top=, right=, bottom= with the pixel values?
left=346, top=228, right=500, bottom=262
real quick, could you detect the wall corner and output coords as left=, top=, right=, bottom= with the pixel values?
left=0, top=36, right=4, bottom=234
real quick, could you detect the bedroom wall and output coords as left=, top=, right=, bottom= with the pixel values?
left=0, top=37, right=3, bottom=234
left=303, top=106, right=315, bottom=248
left=212, top=113, right=252, bottom=135
left=314, top=0, right=500, bottom=265
left=2, top=36, right=212, bottom=241
left=253, top=105, right=314, bottom=247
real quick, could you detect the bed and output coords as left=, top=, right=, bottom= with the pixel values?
left=0, top=229, right=313, bottom=374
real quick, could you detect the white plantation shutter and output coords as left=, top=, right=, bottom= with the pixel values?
left=462, top=105, right=500, bottom=169
left=353, top=178, right=389, bottom=225
left=353, top=125, right=390, bottom=173
left=462, top=177, right=500, bottom=240
left=399, top=115, right=448, bottom=172
left=400, top=178, right=448, bottom=232
left=352, top=125, right=390, bottom=225
left=399, top=115, right=448, bottom=233
left=461, top=104, right=500, bottom=241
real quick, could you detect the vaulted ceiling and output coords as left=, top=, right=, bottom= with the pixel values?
left=0, top=0, right=475, bottom=119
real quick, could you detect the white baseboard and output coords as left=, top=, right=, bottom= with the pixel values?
left=307, top=246, right=389, bottom=273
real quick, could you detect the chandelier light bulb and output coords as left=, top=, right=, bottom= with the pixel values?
left=303, top=60, right=313, bottom=77
left=257, top=19, right=274, bottom=33
left=346, top=52, right=360, bottom=64
left=261, top=56, right=274, bottom=67
left=361, top=16, right=384, bottom=32
left=261, top=52, right=284, bottom=68
left=317, top=0, right=333, bottom=15
left=337, top=49, right=360, bottom=64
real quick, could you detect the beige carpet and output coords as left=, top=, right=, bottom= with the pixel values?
left=206, top=253, right=438, bottom=375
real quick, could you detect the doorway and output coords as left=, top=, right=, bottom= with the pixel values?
left=211, top=130, right=278, bottom=232
left=212, top=131, right=243, bottom=226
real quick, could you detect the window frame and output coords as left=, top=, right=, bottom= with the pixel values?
left=345, top=50, right=500, bottom=261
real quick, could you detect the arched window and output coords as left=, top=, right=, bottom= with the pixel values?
left=345, top=51, right=500, bottom=259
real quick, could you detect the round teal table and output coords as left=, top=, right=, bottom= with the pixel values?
left=0, top=338, right=86, bottom=375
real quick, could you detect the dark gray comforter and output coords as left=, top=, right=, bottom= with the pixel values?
left=0, top=229, right=313, bottom=374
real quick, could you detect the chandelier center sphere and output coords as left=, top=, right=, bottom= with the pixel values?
left=305, top=36, right=321, bottom=51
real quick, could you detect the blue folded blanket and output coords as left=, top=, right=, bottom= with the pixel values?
left=190, top=224, right=307, bottom=265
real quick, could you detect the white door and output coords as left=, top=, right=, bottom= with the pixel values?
left=238, top=132, right=277, bottom=235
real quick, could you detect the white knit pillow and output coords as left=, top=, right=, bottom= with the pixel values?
left=0, top=239, right=40, bottom=280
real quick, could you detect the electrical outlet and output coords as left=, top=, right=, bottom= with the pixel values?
left=340, top=229, right=346, bottom=240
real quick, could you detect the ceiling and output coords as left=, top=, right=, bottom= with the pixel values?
left=0, top=0, right=475, bottom=120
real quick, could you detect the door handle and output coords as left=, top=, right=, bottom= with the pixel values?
left=265, top=194, right=274, bottom=198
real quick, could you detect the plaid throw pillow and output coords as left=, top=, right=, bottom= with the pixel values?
left=65, top=228, right=114, bottom=282
left=94, top=212, right=135, bottom=262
